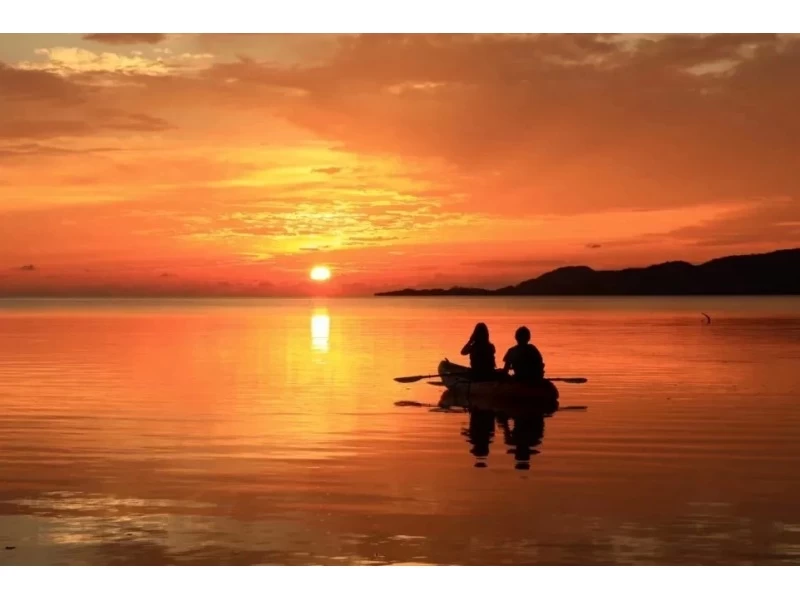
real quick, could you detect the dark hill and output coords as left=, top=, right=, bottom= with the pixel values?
left=375, top=248, right=800, bottom=296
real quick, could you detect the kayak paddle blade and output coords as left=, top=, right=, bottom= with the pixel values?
left=550, top=377, right=588, bottom=384
left=394, top=374, right=440, bottom=383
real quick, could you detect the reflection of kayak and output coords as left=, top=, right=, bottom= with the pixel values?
left=437, top=359, right=560, bottom=413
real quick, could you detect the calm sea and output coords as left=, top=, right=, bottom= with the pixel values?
left=1, top=296, right=799, bottom=565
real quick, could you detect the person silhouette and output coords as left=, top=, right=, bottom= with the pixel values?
left=460, top=322, right=497, bottom=381
left=502, top=326, right=545, bottom=383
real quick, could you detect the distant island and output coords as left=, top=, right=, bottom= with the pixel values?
left=376, top=248, right=800, bottom=296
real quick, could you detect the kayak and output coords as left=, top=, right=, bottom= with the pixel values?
left=437, top=359, right=560, bottom=413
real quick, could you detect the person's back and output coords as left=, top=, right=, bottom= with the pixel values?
left=461, top=322, right=497, bottom=380
left=469, top=341, right=496, bottom=377
left=504, top=344, right=544, bottom=381
left=503, top=326, right=545, bottom=383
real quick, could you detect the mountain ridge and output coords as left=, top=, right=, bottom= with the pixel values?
left=375, top=248, right=800, bottom=296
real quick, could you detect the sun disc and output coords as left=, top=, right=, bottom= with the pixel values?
left=310, top=266, right=331, bottom=281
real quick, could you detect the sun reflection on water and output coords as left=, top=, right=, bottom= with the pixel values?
left=311, top=310, right=330, bottom=353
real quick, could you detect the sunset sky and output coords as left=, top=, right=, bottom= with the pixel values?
left=1, top=33, right=799, bottom=296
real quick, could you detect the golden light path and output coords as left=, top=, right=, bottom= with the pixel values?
left=311, top=311, right=330, bottom=353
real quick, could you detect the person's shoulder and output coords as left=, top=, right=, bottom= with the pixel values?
left=526, top=344, right=543, bottom=358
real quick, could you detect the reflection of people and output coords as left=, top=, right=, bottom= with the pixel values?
left=465, top=410, right=547, bottom=470
left=502, top=326, right=545, bottom=383
left=460, top=323, right=497, bottom=381
left=504, top=415, right=546, bottom=470
left=462, top=409, right=496, bottom=468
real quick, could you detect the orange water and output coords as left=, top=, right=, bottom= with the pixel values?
left=1, top=297, right=799, bottom=565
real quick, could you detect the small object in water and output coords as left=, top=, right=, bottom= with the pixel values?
left=701, top=312, right=712, bottom=324
left=5, top=546, right=15, bottom=550
left=474, top=462, right=487, bottom=468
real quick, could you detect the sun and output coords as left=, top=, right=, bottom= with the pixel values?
left=310, top=265, right=332, bottom=282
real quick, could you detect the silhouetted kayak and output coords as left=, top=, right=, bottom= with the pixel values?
left=437, top=359, right=560, bottom=413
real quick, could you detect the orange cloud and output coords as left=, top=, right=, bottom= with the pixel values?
left=82, top=34, right=167, bottom=45
left=201, top=33, right=799, bottom=214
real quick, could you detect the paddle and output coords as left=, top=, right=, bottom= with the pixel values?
left=394, top=400, right=589, bottom=412
left=394, top=373, right=444, bottom=383
left=395, top=374, right=588, bottom=384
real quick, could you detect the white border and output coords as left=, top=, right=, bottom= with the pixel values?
left=3, top=0, right=800, bottom=586
left=2, top=565, right=797, bottom=595
left=2, top=0, right=800, bottom=34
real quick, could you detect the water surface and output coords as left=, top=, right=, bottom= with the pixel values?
left=1, top=297, right=799, bottom=565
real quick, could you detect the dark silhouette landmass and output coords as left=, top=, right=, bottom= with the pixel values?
left=376, top=248, right=800, bottom=296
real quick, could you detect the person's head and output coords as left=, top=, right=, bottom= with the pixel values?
left=471, top=322, right=490, bottom=344
left=514, top=326, right=531, bottom=345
